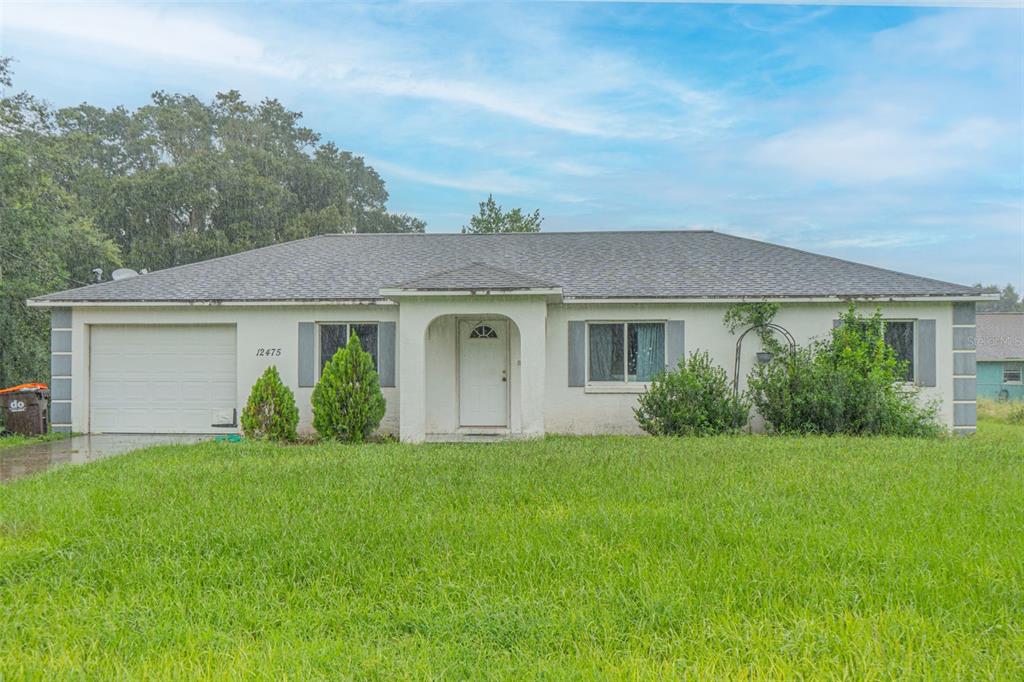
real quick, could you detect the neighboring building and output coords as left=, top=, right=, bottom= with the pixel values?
left=976, top=313, right=1024, bottom=401
left=28, top=231, right=985, bottom=440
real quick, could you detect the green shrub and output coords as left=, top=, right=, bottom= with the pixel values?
left=240, top=365, right=299, bottom=442
left=747, top=305, right=941, bottom=436
left=634, top=351, right=751, bottom=436
left=312, top=333, right=386, bottom=442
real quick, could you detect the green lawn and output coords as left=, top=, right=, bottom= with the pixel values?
left=1, top=423, right=1022, bottom=679
left=0, top=431, right=70, bottom=451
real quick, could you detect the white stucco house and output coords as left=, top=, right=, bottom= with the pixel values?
left=29, top=230, right=983, bottom=440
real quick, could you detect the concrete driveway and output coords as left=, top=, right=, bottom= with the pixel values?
left=1, top=434, right=209, bottom=483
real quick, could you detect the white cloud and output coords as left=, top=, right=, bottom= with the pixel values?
left=2, top=3, right=300, bottom=78
left=820, top=233, right=948, bottom=249
left=751, top=117, right=1005, bottom=184
left=1, top=2, right=728, bottom=141
left=368, top=160, right=542, bottom=197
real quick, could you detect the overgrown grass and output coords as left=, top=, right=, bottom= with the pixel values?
left=978, top=398, right=1024, bottom=424
left=1, top=425, right=1022, bottom=678
left=0, top=431, right=70, bottom=451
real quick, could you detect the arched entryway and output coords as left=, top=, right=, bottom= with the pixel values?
left=423, top=313, right=523, bottom=436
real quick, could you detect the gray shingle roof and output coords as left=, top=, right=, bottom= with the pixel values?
left=394, top=262, right=558, bottom=291
left=31, top=230, right=981, bottom=304
left=976, top=313, right=1024, bottom=361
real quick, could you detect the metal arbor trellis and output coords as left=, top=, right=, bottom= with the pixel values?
left=732, top=323, right=797, bottom=397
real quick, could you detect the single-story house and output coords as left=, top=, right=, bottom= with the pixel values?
left=29, top=230, right=985, bottom=440
left=976, top=313, right=1024, bottom=401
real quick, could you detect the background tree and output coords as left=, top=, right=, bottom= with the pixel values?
left=0, top=59, right=423, bottom=386
left=973, top=283, right=1024, bottom=313
left=50, top=90, right=425, bottom=271
left=0, top=59, right=120, bottom=387
left=462, top=194, right=542, bottom=234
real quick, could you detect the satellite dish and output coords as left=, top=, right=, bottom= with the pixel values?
left=111, top=268, right=140, bottom=281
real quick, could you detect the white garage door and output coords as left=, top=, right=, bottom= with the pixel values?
left=90, top=325, right=237, bottom=433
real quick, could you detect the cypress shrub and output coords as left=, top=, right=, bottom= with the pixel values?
left=240, top=365, right=299, bottom=442
left=312, top=333, right=386, bottom=442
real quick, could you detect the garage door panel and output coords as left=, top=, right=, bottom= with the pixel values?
left=90, top=325, right=237, bottom=433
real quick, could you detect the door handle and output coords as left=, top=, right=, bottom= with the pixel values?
left=501, top=369, right=507, bottom=382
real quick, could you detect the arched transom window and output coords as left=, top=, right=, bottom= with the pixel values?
left=469, top=324, right=499, bottom=339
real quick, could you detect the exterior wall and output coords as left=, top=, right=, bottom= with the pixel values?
left=545, top=300, right=958, bottom=434
left=978, top=361, right=1024, bottom=401
left=60, top=298, right=962, bottom=438
left=63, top=304, right=399, bottom=436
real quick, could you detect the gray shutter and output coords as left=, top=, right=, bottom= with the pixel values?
left=917, top=319, right=936, bottom=387
left=378, top=322, right=396, bottom=388
left=952, top=302, right=975, bottom=326
left=666, top=320, right=685, bottom=369
left=568, top=321, right=585, bottom=387
left=298, top=322, right=315, bottom=387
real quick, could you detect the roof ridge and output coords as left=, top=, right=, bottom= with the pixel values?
left=319, top=229, right=714, bottom=236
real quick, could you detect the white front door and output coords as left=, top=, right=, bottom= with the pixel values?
left=458, top=320, right=509, bottom=427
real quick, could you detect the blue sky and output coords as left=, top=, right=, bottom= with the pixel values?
left=2, top=1, right=1022, bottom=288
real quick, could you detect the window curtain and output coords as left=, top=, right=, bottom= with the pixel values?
left=589, top=324, right=617, bottom=381
left=633, top=323, right=665, bottom=382
left=884, top=321, right=914, bottom=382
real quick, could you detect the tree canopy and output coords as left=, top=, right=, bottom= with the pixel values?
left=462, top=194, right=542, bottom=234
left=973, top=283, right=1024, bottom=313
left=0, top=59, right=422, bottom=386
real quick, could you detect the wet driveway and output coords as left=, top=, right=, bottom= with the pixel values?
left=1, top=434, right=210, bottom=483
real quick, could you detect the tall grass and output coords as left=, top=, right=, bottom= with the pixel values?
left=977, top=398, right=1024, bottom=424
left=1, top=428, right=1022, bottom=678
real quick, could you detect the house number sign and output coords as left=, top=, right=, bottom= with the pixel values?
left=255, top=348, right=282, bottom=357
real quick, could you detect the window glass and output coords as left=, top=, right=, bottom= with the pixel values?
left=351, top=323, right=379, bottom=369
left=884, top=321, right=915, bottom=382
left=319, top=323, right=379, bottom=374
left=1004, top=364, right=1023, bottom=384
left=320, top=323, right=348, bottom=373
left=469, top=324, right=498, bottom=339
left=589, top=323, right=625, bottom=381
left=628, top=323, right=665, bottom=381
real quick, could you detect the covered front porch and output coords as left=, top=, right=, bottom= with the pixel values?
left=381, top=264, right=559, bottom=443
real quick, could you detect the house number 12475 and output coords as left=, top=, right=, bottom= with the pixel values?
left=256, top=348, right=282, bottom=357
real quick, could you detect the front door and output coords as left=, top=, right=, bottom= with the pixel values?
left=458, top=320, right=509, bottom=427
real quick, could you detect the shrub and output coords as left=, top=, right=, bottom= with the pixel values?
left=747, top=305, right=941, bottom=436
left=312, top=333, right=386, bottom=442
left=634, top=351, right=751, bottom=436
left=240, top=365, right=299, bottom=442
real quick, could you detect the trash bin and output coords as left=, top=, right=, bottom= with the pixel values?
left=0, top=384, right=50, bottom=436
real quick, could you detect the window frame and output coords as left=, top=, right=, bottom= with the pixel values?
left=883, top=319, right=917, bottom=384
left=584, top=320, right=667, bottom=391
left=316, top=321, right=380, bottom=376
left=1003, top=363, right=1023, bottom=385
